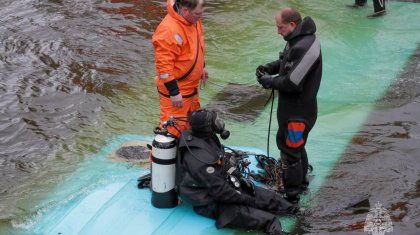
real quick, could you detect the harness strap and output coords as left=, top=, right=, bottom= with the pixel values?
left=177, top=25, right=200, bottom=82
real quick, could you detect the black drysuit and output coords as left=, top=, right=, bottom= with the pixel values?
left=176, top=130, right=293, bottom=234
left=262, top=17, right=322, bottom=200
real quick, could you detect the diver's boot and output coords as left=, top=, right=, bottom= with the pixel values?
left=266, top=219, right=289, bottom=235
left=281, top=153, right=303, bottom=204
left=300, top=175, right=310, bottom=194
left=283, top=189, right=301, bottom=205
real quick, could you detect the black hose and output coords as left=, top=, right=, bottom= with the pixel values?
left=266, top=89, right=275, bottom=158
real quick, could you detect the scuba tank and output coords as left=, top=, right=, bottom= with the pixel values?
left=150, top=118, right=179, bottom=208
left=149, top=111, right=230, bottom=208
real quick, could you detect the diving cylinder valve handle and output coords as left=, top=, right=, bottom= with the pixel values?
left=151, top=134, right=178, bottom=208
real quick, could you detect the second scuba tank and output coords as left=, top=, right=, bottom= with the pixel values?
left=151, top=134, right=178, bottom=208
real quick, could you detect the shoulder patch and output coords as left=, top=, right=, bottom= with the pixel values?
left=175, top=33, right=183, bottom=45
left=206, top=166, right=215, bottom=174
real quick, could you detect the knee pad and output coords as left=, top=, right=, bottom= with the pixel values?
left=285, top=119, right=306, bottom=149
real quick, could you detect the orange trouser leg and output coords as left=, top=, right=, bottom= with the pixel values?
left=159, top=94, right=200, bottom=138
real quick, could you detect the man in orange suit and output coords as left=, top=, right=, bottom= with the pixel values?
left=152, top=0, right=208, bottom=137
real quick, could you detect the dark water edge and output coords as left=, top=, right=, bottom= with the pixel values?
left=304, top=45, right=420, bottom=234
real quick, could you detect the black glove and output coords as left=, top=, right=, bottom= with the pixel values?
left=240, top=177, right=255, bottom=196
left=257, top=74, right=274, bottom=89
left=256, top=65, right=267, bottom=79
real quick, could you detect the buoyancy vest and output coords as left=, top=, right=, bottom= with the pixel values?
left=176, top=130, right=257, bottom=207
left=175, top=130, right=222, bottom=188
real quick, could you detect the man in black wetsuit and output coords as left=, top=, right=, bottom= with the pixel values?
left=256, top=7, right=322, bottom=204
left=176, top=109, right=305, bottom=235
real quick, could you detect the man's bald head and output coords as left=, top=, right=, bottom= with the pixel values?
left=276, top=7, right=301, bottom=25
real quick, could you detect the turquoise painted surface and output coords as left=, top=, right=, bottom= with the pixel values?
left=28, top=135, right=294, bottom=234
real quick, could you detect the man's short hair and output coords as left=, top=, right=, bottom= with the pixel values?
left=178, top=0, right=203, bottom=10
left=281, top=8, right=302, bottom=24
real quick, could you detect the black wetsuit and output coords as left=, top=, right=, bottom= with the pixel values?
left=176, top=130, right=293, bottom=234
left=263, top=17, right=322, bottom=201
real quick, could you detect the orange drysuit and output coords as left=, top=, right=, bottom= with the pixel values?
left=152, top=0, right=205, bottom=137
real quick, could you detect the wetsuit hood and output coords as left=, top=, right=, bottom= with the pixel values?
left=284, top=16, right=316, bottom=42
left=167, top=0, right=193, bottom=26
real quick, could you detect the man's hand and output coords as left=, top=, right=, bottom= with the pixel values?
left=201, top=67, right=208, bottom=83
left=257, top=74, right=274, bottom=89
left=256, top=65, right=267, bottom=79
left=170, top=94, right=183, bottom=107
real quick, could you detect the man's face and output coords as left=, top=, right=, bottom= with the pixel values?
left=181, top=0, right=204, bottom=24
left=275, top=15, right=295, bottom=38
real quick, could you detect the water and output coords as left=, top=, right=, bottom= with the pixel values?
left=1, top=0, right=420, bottom=234
left=0, top=0, right=162, bottom=227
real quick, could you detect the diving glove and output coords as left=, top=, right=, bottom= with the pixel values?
left=257, top=74, right=274, bottom=89
left=256, top=65, right=268, bottom=79
left=240, top=177, right=255, bottom=196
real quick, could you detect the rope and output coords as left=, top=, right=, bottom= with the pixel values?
left=250, top=154, right=284, bottom=191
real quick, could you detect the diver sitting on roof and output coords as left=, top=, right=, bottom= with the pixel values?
left=175, top=109, right=307, bottom=235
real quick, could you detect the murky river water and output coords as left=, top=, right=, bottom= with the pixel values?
left=1, top=0, right=162, bottom=229
left=1, top=0, right=420, bottom=234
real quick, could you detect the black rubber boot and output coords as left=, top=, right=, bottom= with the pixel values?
left=266, top=218, right=289, bottom=235
left=283, top=191, right=300, bottom=205
left=281, top=152, right=303, bottom=204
